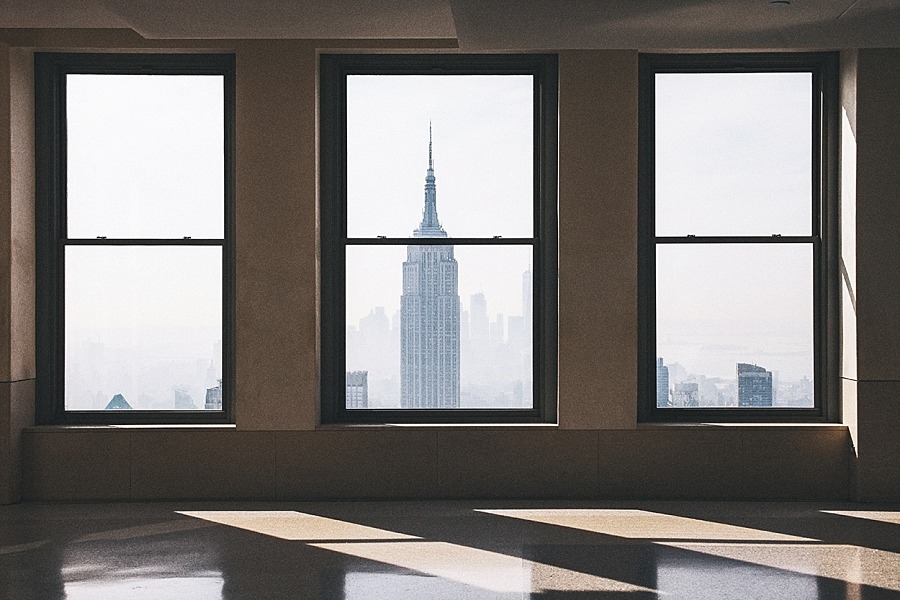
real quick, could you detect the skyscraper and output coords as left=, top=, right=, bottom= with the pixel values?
left=400, top=127, right=461, bottom=408
left=656, top=357, right=669, bottom=407
left=673, top=381, right=699, bottom=407
left=204, top=379, right=222, bottom=410
left=737, top=363, right=773, bottom=407
left=346, top=371, right=369, bottom=408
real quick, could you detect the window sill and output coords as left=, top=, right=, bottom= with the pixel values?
left=317, top=422, right=559, bottom=429
left=27, top=424, right=237, bottom=431
left=637, top=422, right=847, bottom=429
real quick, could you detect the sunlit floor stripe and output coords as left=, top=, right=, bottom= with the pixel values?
left=820, top=510, right=900, bottom=525
left=475, top=509, right=817, bottom=541
left=656, top=542, right=900, bottom=592
left=176, top=510, right=419, bottom=541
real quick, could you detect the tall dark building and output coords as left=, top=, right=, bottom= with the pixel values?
left=400, top=128, right=460, bottom=408
left=656, top=357, right=669, bottom=407
left=737, top=363, right=773, bottom=407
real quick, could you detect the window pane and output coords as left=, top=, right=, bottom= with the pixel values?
left=346, top=244, right=533, bottom=409
left=655, top=72, right=812, bottom=237
left=66, top=74, right=224, bottom=239
left=656, top=244, right=813, bottom=408
left=346, top=75, right=533, bottom=239
left=65, top=246, right=223, bottom=411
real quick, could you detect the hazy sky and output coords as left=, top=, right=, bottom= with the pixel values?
left=345, top=75, right=535, bottom=325
left=654, top=72, right=814, bottom=381
left=64, top=74, right=225, bottom=408
left=66, top=74, right=224, bottom=239
left=62, top=68, right=817, bottom=403
left=655, top=72, right=811, bottom=237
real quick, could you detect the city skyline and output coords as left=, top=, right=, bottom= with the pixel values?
left=656, top=355, right=812, bottom=408
left=347, top=280, right=534, bottom=409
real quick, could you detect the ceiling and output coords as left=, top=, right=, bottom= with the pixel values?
left=1, top=0, right=899, bottom=48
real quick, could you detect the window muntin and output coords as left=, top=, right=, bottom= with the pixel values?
left=321, top=54, right=557, bottom=424
left=35, top=54, right=234, bottom=424
left=639, top=53, right=837, bottom=421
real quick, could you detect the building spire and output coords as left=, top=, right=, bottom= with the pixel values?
left=416, top=122, right=446, bottom=237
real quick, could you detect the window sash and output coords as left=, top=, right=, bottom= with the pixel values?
left=35, top=53, right=235, bottom=425
left=637, top=52, right=839, bottom=423
left=320, top=54, right=558, bottom=424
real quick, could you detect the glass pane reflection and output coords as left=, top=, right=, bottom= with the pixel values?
left=656, top=554, right=821, bottom=600
left=65, top=576, right=224, bottom=600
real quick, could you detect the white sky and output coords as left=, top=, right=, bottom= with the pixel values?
left=655, top=72, right=812, bottom=237
left=66, top=74, right=224, bottom=239
left=64, top=74, right=225, bottom=408
left=345, top=75, right=535, bottom=324
left=655, top=72, right=815, bottom=381
left=62, top=69, right=817, bottom=396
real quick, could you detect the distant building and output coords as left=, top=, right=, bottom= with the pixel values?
left=469, top=292, right=489, bottom=348
left=105, top=393, right=132, bottom=410
left=490, top=313, right=505, bottom=347
left=673, top=382, right=700, bottom=407
left=400, top=127, right=460, bottom=408
left=205, top=379, right=223, bottom=410
left=656, top=357, right=670, bottom=407
left=174, top=387, right=196, bottom=410
left=346, top=371, right=368, bottom=408
left=737, top=363, right=773, bottom=407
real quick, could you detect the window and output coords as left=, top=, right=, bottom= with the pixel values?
left=320, top=54, right=558, bottom=424
left=35, top=54, right=234, bottom=424
left=638, top=53, right=839, bottom=422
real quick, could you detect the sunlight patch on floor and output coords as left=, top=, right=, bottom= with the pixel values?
left=176, top=510, right=420, bottom=541
left=820, top=510, right=900, bottom=525
left=475, top=509, right=817, bottom=542
left=657, top=542, right=900, bottom=592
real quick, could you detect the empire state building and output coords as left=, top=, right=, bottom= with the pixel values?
left=400, top=128, right=461, bottom=408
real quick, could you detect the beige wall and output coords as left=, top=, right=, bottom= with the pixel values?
left=0, top=44, right=35, bottom=504
left=850, top=48, right=900, bottom=502
left=1, top=35, right=892, bottom=502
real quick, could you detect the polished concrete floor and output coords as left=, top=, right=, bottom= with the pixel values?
left=0, top=500, right=898, bottom=599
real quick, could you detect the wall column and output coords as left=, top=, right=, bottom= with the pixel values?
left=850, top=48, right=900, bottom=501
left=0, top=45, right=36, bottom=505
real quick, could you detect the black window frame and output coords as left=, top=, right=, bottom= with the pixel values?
left=35, top=53, right=236, bottom=425
left=638, top=52, right=840, bottom=423
left=319, top=53, right=558, bottom=424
